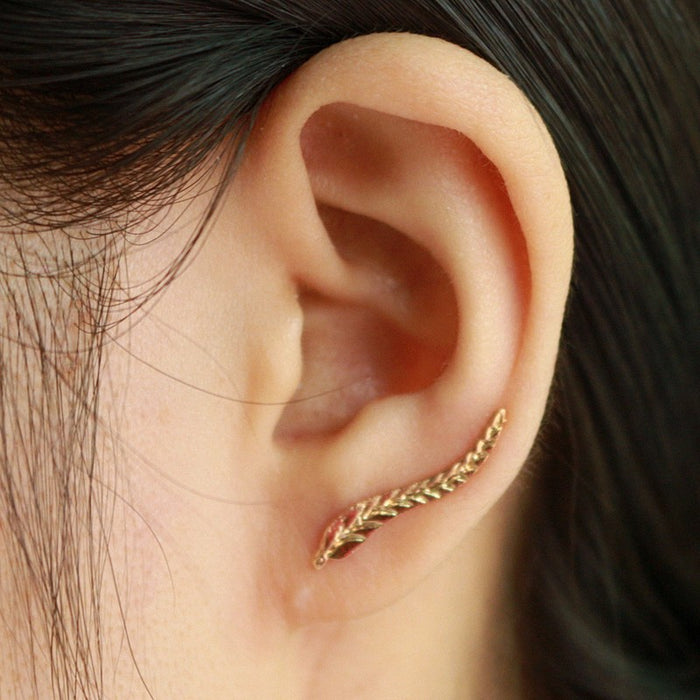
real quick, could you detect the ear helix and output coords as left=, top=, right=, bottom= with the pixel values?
left=313, top=409, right=507, bottom=569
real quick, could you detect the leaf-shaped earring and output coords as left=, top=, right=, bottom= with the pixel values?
left=313, top=409, right=507, bottom=569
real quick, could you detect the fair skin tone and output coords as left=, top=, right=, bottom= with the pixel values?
left=2, top=34, right=572, bottom=697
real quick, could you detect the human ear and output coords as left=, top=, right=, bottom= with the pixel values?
left=215, top=33, right=572, bottom=624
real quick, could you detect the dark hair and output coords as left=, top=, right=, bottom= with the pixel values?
left=1, top=1, right=698, bottom=697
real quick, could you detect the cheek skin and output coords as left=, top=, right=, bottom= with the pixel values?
left=94, top=183, right=305, bottom=682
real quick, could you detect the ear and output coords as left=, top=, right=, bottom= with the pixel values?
left=229, top=34, right=572, bottom=623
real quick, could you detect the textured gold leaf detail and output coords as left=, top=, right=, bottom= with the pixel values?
left=362, top=520, right=384, bottom=530
left=313, top=409, right=506, bottom=569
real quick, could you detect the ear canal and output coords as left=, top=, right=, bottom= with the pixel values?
left=273, top=285, right=454, bottom=441
left=273, top=106, right=460, bottom=442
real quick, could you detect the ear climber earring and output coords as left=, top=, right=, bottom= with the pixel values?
left=313, top=409, right=506, bottom=569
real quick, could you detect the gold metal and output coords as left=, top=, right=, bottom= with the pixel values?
left=313, top=409, right=507, bottom=569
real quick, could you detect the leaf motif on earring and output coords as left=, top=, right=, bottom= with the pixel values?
left=312, top=409, right=507, bottom=569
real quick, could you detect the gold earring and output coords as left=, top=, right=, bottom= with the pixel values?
left=313, top=409, right=506, bottom=569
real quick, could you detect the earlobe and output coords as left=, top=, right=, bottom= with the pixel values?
left=231, top=33, right=572, bottom=621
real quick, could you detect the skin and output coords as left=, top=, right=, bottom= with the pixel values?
left=1, top=34, right=573, bottom=697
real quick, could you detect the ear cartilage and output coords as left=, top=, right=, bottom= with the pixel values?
left=312, top=409, right=507, bottom=569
